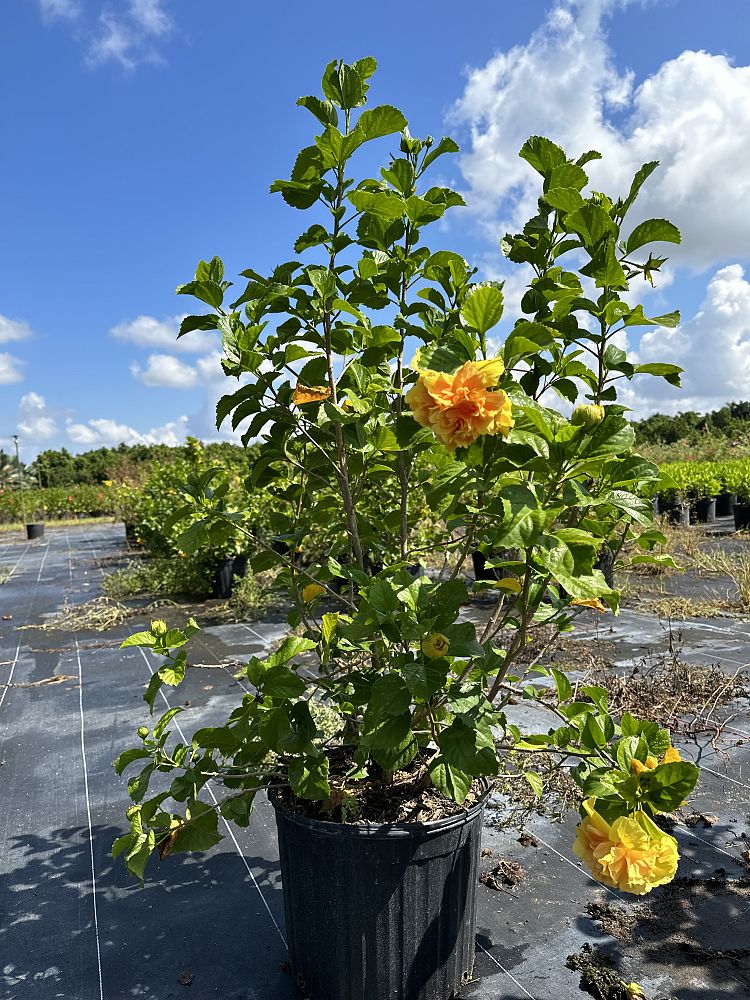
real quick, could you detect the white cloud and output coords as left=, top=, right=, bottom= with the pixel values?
left=451, top=0, right=750, bottom=271
left=66, top=414, right=189, bottom=447
left=111, top=314, right=218, bottom=354
left=17, top=392, right=58, bottom=441
left=38, top=0, right=80, bottom=20
left=129, top=0, right=171, bottom=36
left=130, top=353, right=198, bottom=389
left=0, top=354, right=24, bottom=384
left=0, top=315, right=33, bottom=345
left=86, top=0, right=172, bottom=71
left=622, top=264, right=750, bottom=416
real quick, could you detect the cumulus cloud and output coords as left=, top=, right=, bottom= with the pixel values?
left=66, top=414, right=189, bottom=447
left=17, top=392, right=58, bottom=441
left=111, top=314, right=218, bottom=354
left=0, top=354, right=24, bottom=384
left=451, top=0, right=750, bottom=271
left=86, top=0, right=172, bottom=71
left=0, top=315, right=33, bottom=345
left=622, top=264, right=750, bottom=417
left=130, top=353, right=198, bottom=389
left=38, top=0, right=80, bottom=19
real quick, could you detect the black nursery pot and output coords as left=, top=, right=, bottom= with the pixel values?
left=734, top=503, right=750, bottom=532
left=212, top=557, right=235, bottom=598
left=232, top=553, right=248, bottom=578
left=693, top=497, right=716, bottom=524
left=660, top=501, right=690, bottom=527
left=471, top=550, right=500, bottom=581
left=124, top=522, right=139, bottom=545
left=271, top=785, right=488, bottom=1000
left=26, top=523, right=44, bottom=540
left=716, top=492, right=738, bottom=517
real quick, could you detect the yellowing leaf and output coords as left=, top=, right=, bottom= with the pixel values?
left=494, top=577, right=522, bottom=593
left=293, top=383, right=331, bottom=405
left=570, top=597, right=608, bottom=613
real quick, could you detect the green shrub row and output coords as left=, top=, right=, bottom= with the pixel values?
left=659, top=458, right=750, bottom=502
left=0, top=483, right=119, bottom=522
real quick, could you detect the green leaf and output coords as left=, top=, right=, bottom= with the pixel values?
left=422, top=137, right=460, bottom=171
left=287, top=755, right=330, bottom=800
left=369, top=674, right=411, bottom=716
left=519, top=136, right=566, bottom=177
left=345, top=105, right=408, bottom=156
left=565, top=204, right=617, bottom=246
left=321, top=613, right=339, bottom=645
left=625, top=219, right=681, bottom=254
left=429, top=757, right=473, bottom=804
left=544, top=187, right=584, bottom=214
left=262, top=664, right=307, bottom=700
left=266, top=636, right=317, bottom=667
left=348, top=189, right=405, bottom=221
left=460, top=282, right=504, bottom=334
left=170, top=801, right=223, bottom=853
left=640, top=761, right=699, bottom=813
left=634, top=363, right=682, bottom=387
left=114, top=748, right=150, bottom=776
left=121, top=631, right=156, bottom=648
left=297, top=95, right=338, bottom=127
left=551, top=668, right=572, bottom=704
left=619, top=161, right=659, bottom=218
left=524, top=771, right=543, bottom=798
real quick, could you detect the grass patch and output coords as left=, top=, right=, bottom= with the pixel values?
left=588, top=642, right=748, bottom=733
left=102, top=557, right=211, bottom=600
left=22, top=595, right=174, bottom=632
left=642, top=594, right=739, bottom=619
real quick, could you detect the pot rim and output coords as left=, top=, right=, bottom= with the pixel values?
left=268, top=777, right=491, bottom=839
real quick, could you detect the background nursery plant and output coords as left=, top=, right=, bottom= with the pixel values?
left=114, top=57, right=698, bottom=897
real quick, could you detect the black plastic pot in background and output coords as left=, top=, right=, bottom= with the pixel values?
left=232, top=554, right=248, bottom=578
left=472, top=550, right=500, bottom=581
left=734, top=503, right=750, bottom=532
left=26, top=523, right=44, bottom=540
left=693, top=497, right=716, bottom=524
left=271, top=785, right=488, bottom=1000
left=651, top=497, right=660, bottom=516
left=212, top=558, right=234, bottom=598
left=716, top=492, right=738, bottom=517
left=661, top=502, right=690, bottom=527
left=124, top=522, right=139, bottom=545
left=594, top=547, right=615, bottom=588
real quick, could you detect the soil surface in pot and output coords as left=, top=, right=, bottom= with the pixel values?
left=274, top=746, right=486, bottom=825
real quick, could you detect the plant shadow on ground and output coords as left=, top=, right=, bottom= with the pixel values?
left=576, top=872, right=750, bottom=999
left=0, top=825, right=296, bottom=999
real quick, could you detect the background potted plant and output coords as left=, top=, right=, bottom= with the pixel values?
left=113, top=59, right=698, bottom=1000
left=725, top=461, right=750, bottom=531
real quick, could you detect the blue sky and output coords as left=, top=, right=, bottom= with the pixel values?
left=2, top=0, right=750, bottom=460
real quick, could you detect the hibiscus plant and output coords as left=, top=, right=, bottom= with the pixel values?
left=114, top=57, right=698, bottom=894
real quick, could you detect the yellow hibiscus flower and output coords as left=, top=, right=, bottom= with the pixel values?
left=630, top=745, right=683, bottom=774
left=406, top=359, right=513, bottom=451
left=573, top=798, right=679, bottom=895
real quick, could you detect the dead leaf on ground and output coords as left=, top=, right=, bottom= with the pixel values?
left=177, top=971, right=194, bottom=987
left=518, top=832, right=539, bottom=848
left=480, top=860, right=525, bottom=891
left=684, top=812, right=719, bottom=828
left=4, top=674, right=76, bottom=689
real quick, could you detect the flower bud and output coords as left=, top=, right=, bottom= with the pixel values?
left=137, top=726, right=149, bottom=739
left=151, top=620, right=168, bottom=637
left=571, top=403, right=605, bottom=427
left=421, top=632, right=450, bottom=659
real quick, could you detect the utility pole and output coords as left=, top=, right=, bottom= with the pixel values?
left=12, top=434, right=20, bottom=477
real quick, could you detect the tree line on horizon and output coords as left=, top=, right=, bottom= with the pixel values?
left=2, top=401, right=749, bottom=488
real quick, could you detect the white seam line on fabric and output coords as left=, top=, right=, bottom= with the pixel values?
left=475, top=940, right=537, bottom=999
left=0, top=543, right=50, bottom=711
left=66, top=529, right=105, bottom=1000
